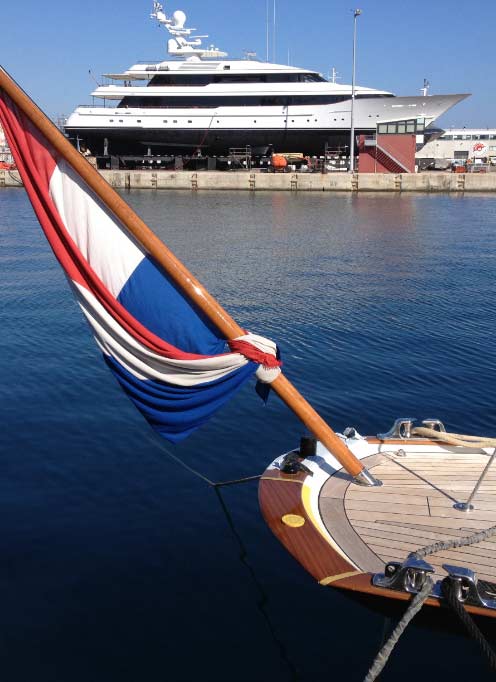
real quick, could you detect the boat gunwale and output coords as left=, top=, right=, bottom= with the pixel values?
left=259, top=438, right=496, bottom=620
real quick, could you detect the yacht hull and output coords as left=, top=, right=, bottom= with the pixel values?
left=65, top=125, right=370, bottom=156
left=65, top=94, right=468, bottom=158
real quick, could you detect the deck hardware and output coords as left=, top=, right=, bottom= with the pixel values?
left=377, top=418, right=417, bottom=440
left=299, top=435, right=317, bottom=457
left=373, top=557, right=435, bottom=594
left=280, top=451, right=313, bottom=476
left=454, top=448, right=496, bottom=512
left=281, top=514, right=306, bottom=528
left=421, top=418, right=446, bottom=432
left=441, top=565, right=496, bottom=610
left=374, top=560, right=496, bottom=610
left=353, top=468, right=382, bottom=487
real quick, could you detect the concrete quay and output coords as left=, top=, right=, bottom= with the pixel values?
left=2, top=168, right=496, bottom=192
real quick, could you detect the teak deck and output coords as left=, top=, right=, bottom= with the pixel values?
left=259, top=440, right=496, bottom=619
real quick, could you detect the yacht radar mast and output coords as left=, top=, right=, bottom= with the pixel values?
left=151, top=2, right=228, bottom=59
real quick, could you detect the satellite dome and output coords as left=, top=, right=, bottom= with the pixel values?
left=172, top=10, right=186, bottom=28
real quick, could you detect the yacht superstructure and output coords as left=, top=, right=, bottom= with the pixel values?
left=65, top=3, right=469, bottom=157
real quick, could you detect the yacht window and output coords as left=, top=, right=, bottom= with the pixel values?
left=118, top=94, right=350, bottom=108
left=387, top=124, right=396, bottom=133
left=355, top=93, right=395, bottom=99
left=406, top=124, right=415, bottom=133
left=442, top=135, right=453, bottom=140
left=300, top=73, right=326, bottom=82
left=137, top=119, right=141, bottom=122
left=378, top=124, right=387, bottom=133
left=462, top=134, right=472, bottom=140
left=397, top=123, right=406, bottom=134
left=479, top=134, right=490, bottom=140
left=147, top=72, right=326, bottom=86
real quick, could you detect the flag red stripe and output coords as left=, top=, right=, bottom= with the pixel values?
left=0, top=91, right=217, bottom=361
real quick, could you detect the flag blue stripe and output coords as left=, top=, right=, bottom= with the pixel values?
left=117, top=256, right=227, bottom=355
left=103, top=354, right=257, bottom=443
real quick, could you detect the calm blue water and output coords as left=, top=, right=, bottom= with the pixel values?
left=1, top=188, right=496, bottom=681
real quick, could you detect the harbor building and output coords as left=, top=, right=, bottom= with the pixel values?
left=416, top=129, right=496, bottom=169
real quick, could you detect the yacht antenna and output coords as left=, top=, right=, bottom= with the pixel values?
left=330, top=67, right=341, bottom=84
left=265, top=0, right=269, bottom=62
left=272, top=0, right=276, bottom=63
left=421, top=78, right=431, bottom=96
left=150, top=2, right=227, bottom=58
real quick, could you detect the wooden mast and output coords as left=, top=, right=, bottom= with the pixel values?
left=0, top=66, right=374, bottom=482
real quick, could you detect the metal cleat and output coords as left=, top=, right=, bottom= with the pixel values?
left=377, top=418, right=417, bottom=440
left=373, top=556, right=435, bottom=594
left=440, top=564, right=496, bottom=610
left=421, top=419, right=446, bottom=433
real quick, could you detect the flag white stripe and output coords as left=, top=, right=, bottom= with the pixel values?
left=73, top=282, right=250, bottom=386
left=49, top=161, right=145, bottom=298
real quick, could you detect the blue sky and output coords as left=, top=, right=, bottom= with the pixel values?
left=2, top=0, right=495, bottom=127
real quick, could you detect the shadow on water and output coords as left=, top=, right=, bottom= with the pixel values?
left=213, top=485, right=301, bottom=682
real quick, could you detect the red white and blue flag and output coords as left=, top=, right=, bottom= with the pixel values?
left=0, top=90, right=281, bottom=442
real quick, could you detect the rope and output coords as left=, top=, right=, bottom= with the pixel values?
left=365, top=525, right=496, bottom=680
left=364, top=576, right=434, bottom=682
left=442, top=579, right=496, bottom=671
left=228, top=332, right=282, bottom=384
left=409, top=524, right=496, bottom=561
left=151, top=437, right=261, bottom=489
left=412, top=426, right=496, bottom=449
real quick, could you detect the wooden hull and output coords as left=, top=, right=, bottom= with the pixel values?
left=259, top=436, right=496, bottom=621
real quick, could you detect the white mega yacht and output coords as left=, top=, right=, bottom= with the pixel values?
left=64, top=3, right=468, bottom=157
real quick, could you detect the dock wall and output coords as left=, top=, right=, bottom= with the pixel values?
left=2, top=168, right=496, bottom=192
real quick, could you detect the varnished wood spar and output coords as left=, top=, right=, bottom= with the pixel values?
left=0, top=66, right=364, bottom=478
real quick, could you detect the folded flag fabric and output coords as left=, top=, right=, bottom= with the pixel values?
left=0, top=89, right=281, bottom=442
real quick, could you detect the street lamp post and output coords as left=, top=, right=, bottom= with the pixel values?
left=349, top=8, right=361, bottom=172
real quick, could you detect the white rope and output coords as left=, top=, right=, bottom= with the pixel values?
left=412, top=426, right=496, bottom=449
left=233, top=332, right=282, bottom=384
